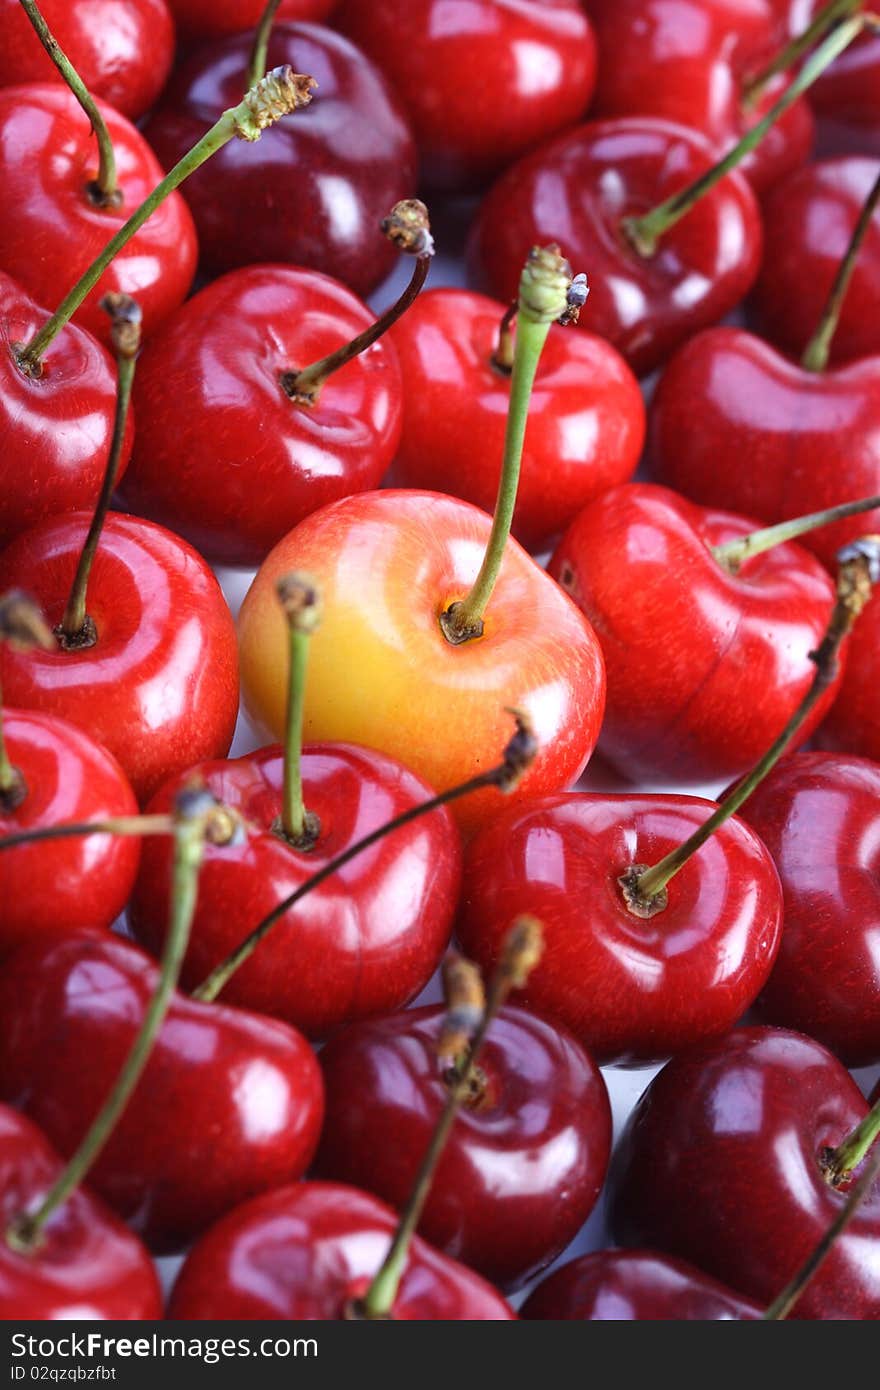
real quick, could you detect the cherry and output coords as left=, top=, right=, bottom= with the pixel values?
left=609, top=1026, right=880, bottom=1319
left=143, top=23, right=418, bottom=295
left=817, top=587, right=880, bottom=761
left=333, top=0, right=597, bottom=191
left=387, top=287, right=645, bottom=553
left=0, top=930, right=324, bottom=1251
left=521, top=1249, right=762, bottom=1320
left=813, top=31, right=880, bottom=148
left=0, top=1103, right=161, bottom=1320
left=0, top=0, right=175, bottom=121
left=314, top=1003, right=611, bottom=1289
left=168, top=0, right=334, bottom=41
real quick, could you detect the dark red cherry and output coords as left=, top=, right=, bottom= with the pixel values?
left=817, top=589, right=880, bottom=763
left=168, top=0, right=334, bottom=41
left=521, top=1249, right=762, bottom=1320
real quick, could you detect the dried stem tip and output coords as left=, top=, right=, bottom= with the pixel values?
left=0, top=592, right=56, bottom=651
left=496, top=916, right=544, bottom=990
left=100, top=293, right=142, bottom=360
left=174, top=781, right=241, bottom=847
left=381, top=199, right=434, bottom=257
left=276, top=572, right=323, bottom=634
left=437, top=955, right=486, bottom=1060
left=519, top=244, right=580, bottom=325
left=495, top=709, right=538, bottom=792
left=810, top=536, right=880, bottom=690
left=235, top=67, right=317, bottom=141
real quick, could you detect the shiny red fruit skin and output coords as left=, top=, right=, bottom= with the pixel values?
left=120, top=265, right=402, bottom=567
left=333, top=0, right=597, bottom=191
left=733, top=752, right=880, bottom=1066
left=0, top=709, right=139, bottom=951
left=521, top=1249, right=762, bottom=1320
left=468, top=117, right=762, bottom=378
left=314, top=1004, right=611, bottom=1290
left=169, top=0, right=333, bottom=40
left=129, top=744, right=462, bottom=1038
left=772, top=1, right=880, bottom=136
left=457, top=792, right=782, bottom=1066
left=817, top=590, right=880, bottom=762
left=753, top=157, right=880, bottom=366
left=0, top=1103, right=162, bottom=1320
left=549, top=483, right=840, bottom=785
left=0, top=0, right=174, bottom=121
left=0, top=512, right=239, bottom=804
left=169, top=1181, right=515, bottom=1319
left=609, top=1027, right=880, bottom=1319
left=0, top=932, right=325, bottom=1252
left=649, top=327, right=880, bottom=569
left=0, top=86, right=196, bottom=350
left=388, top=288, right=644, bottom=553
left=0, top=272, right=133, bottom=549
left=587, top=0, right=814, bottom=194
left=143, top=24, right=417, bottom=296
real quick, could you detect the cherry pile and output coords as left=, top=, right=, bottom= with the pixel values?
left=1, top=0, right=880, bottom=1323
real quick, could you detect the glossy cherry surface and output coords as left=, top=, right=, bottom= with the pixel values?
left=609, top=1027, right=880, bottom=1318
left=334, top=0, right=597, bottom=190
left=0, top=86, right=196, bottom=350
left=0, top=709, right=139, bottom=951
left=129, top=743, right=462, bottom=1038
left=144, top=24, right=417, bottom=296
left=0, top=512, right=239, bottom=803
left=168, top=0, right=334, bottom=40
left=521, top=1249, right=762, bottom=1320
left=0, top=1103, right=162, bottom=1321
left=0, top=0, right=174, bottom=120
left=467, top=117, right=763, bottom=377
left=238, top=490, right=606, bottom=836
left=817, top=588, right=880, bottom=763
left=549, top=483, right=839, bottom=785
left=0, top=932, right=324, bottom=1252
left=120, top=265, right=402, bottom=566
left=457, top=792, right=782, bottom=1065
left=649, top=327, right=880, bottom=569
left=315, top=1003, right=611, bottom=1289
left=388, top=288, right=644, bottom=552
left=0, top=272, right=132, bottom=549
left=169, top=1181, right=515, bottom=1319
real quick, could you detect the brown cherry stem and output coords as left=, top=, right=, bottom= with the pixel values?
left=274, top=573, right=321, bottom=848
left=0, top=592, right=55, bottom=809
left=711, top=492, right=880, bottom=572
left=802, top=165, right=880, bottom=373
left=490, top=301, right=518, bottom=376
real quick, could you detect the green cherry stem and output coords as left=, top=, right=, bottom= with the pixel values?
left=360, top=918, right=544, bottom=1319
left=19, top=0, right=121, bottom=206
left=623, top=15, right=865, bottom=258
left=275, top=573, right=322, bottom=848
left=711, top=493, right=880, bottom=573
left=439, top=245, right=586, bottom=645
left=192, top=712, right=538, bottom=1004
left=248, top=0, right=284, bottom=88
left=619, top=539, right=880, bottom=916
left=743, top=0, right=864, bottom=108
left=802, top=166, right=880, bottom=373
left=0, top=592, right=56, bottom=809
left=14, top=65, right=316, bottom=377
left=4, top=787, right=217, bottom=1254
left=823, top=1095, right=880, bottom=1184
left=57, top=295, right=140, bottom=649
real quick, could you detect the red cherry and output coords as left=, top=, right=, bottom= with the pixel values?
left=0, top=272, right=133, bottom=549
left=143, top=24, right=417, bottom=296
left=168, top=1181, right=514, bottom=1319
left=649, top=328, right=880, bottom=569
left=333, top=0, right=597, bottom=191
left=387, top=288, right=644, bottom=553
left=549, top=483, right=839, bottom=785
left=0, top=0, right=174, bottom=121
left=119, top=265, right=402, bottom=567
left=457, top=792, right=782, bottom=1065
left=587, top=0, right=814, bottom=194
left=521, top=1249, right=762, bottom=1320
left=468, top=117, right=762, bottom=377
left=0, top=512, right=239, bottom=803
left=314, top=1003, right=611, bottom=1289
left=771, top=2, right=880, bottom=145
left=168, top=0, right=333, bottom=41
left=0, top=709, right=139, bottom=951
left=609, top=1026, right=880, bottom=1319
left=0, top=1103, right=161, bottom=1320
left=129, top=744, right=462, bottom=1038
left=817, top=588, right=880, bottom=761
left=0, top=932, right=324, bottom=1251
left=753, top=157, right=880, bottom=365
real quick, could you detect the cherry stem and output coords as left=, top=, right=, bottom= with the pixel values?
left=361, top=918, right=543, bottom=1319
left=823, top=1095, right=880, bottom=1184
left=0, top=813, right=175, bottom=854
left=711, top=493, right=880, bottom=573
left=275, top=574, right=321, bottom=848
left=248, top=0, right=284, bottom=88
left=58, top=295, right=140, bottom=647
left=0, top=592, right=56, bottom=808
left=802, top=166, right=880, bottom=373
left=19, top=0, right=120, bottom=206
left=490, top=301, right=518, bottom=376
left=623, top=15, right=864, bottom=258
left=4, top=788, right=215, bottom=1254
left=280, top=200, right=434, bottom=407
left=439, top=246, right=585, bottom=646
left=743, top=0, right=863, bottom=108
left=14, top=66, right=316, bottom=376
left=192, top=711, right=538, bottom=1004
left=621, top=539, right=880, bottom=915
